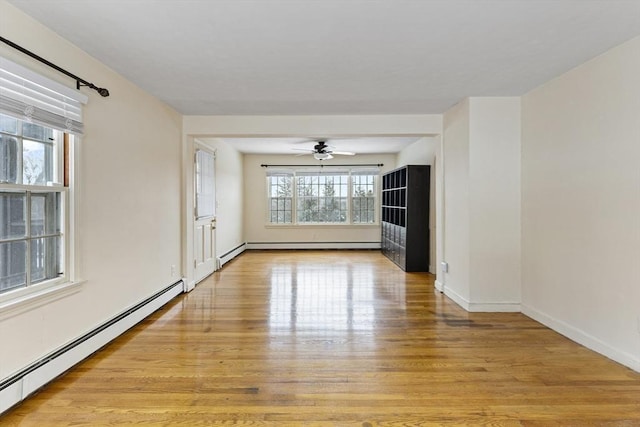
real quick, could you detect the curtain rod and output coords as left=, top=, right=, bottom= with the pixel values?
left=1, top=36, right=110, bottom=97
left=261, top=163, right=383, bottom=168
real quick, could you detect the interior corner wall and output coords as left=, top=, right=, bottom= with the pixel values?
left=521, top=36, right=640, bottom=371
left=0, top=2, right=182, bottom=379
left=441, top=98, right=521, bottom=311
left=441, top=100, right=471, bottom=306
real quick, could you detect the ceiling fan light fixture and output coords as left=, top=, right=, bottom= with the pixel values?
left=313, top=152, right=333, bottom=160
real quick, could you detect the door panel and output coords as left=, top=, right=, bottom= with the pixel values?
left=193, top=146, right=216, bottom=284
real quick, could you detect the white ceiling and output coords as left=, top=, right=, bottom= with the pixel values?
left=7, top=0, right=640, bottom=117
left=6, top=0, right=640, bottom=155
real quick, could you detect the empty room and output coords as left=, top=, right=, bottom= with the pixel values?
left=1, top=0, right=639, bottom=425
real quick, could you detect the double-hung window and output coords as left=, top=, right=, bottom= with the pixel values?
left=0, top=57, right=86, bottom=298
left=267, top=168, right=379, bottom=225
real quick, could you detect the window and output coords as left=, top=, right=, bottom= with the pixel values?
left=0, top=115, right=65, bottom=293
left=267, top=169, right=378, bottom=225
left=0, top=56, right=86, bottom=299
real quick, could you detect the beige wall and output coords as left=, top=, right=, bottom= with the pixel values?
left=521, top=36, right=640, bottom=370
left=0, top=2, right=182, bottom=378
left=243, top=153, right=397, bottom=245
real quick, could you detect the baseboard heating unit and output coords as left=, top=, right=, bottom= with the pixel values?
left=246, top=241, right=381, bottom=250
left=0, top=280, right=184, bottom=414
left=217, top=242, right=247, bottom=268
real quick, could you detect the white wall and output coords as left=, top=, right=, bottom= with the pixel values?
left=243, top=153, right=397, bottom=245
left=440, top=98, right=521, bottom=311
left=0, top=1, right=182, bottom=378
left=440, top=100, right=471, bottom=303
left=468, top=98, right=521, bottom=307
left=195, top=138, right=244, bottom=258
left=521, top=36, right=640, bottom=371
left=397, top=137, right=439, bottom=272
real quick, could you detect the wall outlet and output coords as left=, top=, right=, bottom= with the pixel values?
left=170, top=265, right=176, bottom=277
left=440, top=261, right=449, bottom=273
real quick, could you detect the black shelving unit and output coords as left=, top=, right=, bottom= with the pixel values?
left=381, top=165, right=430, bottom=272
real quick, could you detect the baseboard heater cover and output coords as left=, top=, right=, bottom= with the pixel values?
left=246, top=241, right=381, bottom=250
left=0, top=280, right=183, bottom=414
left=217, top=242, right=247, bottom=268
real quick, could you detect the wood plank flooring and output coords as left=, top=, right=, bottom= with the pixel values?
left=2, top=250, right=639, bottom=426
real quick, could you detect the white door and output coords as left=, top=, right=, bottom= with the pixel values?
left=193, top=147, right=217, bottom=283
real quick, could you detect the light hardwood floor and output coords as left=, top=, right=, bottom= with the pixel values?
left=2, top=250, right=639, bottom=426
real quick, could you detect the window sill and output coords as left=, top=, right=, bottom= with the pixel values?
left=0, top=279, right=85, bottom=320
left=265, top=223, right=380, bottom=229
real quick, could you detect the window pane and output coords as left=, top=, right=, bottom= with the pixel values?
left=195, top=149, right=215, bottom=218
left=0, top=192, right=26, bottom=240
left=23, top=140, right=53, bottom=185
left=22, top=122, right=55, bottom=142
left=0, top=240, right=27, bottom=292
left=31, top=236, right=62, bottom=284
left=0, top=115, right=18, bottom=135
left=31, top=193, right=61, bottom=236
left=0, top=134, right=18, bottom=184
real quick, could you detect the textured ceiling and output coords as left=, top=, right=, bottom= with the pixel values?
left=7, top=0, right=640, bottom=116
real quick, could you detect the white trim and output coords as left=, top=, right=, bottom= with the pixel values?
left=438, top=282, right=520, bottom=312
left=218, top=242, right=246, bottom=267
left=522, top=304, right=640, bottom=373
left=467, top=301, right=521, bottom=313
left=441, top=284, right=471, bottom=311
left=183, top=279, right=196, bottom=293
left=0, top=280, right=84, bottom=321
left=0, top=281, right=183, bottom=414
left=246, top=241, right=381, bottom=250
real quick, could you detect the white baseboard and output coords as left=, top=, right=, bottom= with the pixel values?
left=435, top=280, right=445, bottom=293
left=217, top=242, right=247, bottom=268
left=0, top=280, right=183, bottom=414
left=440, top=284, right=520, bottom=312
left=442, top=285, right=471, bottom=311
left=246, top=241, right=381, bottom=250
left=467, top=301, right=521, bottom=312
left=522, top=304, right=640, bottom=373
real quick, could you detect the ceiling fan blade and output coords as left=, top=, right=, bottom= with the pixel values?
left=331, top=151, right=356, bottom=156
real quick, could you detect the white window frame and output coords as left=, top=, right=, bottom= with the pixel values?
left=266, top=168, right=379, bottom=226
left=0, top=119, right=81, bottom=314
left=0, top=57, right=84, bottom=315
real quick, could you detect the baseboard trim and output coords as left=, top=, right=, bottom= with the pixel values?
left=522, top=304, right=640, bottom=373
left=218, top=242, right=246, bottom=268
left=442, top=285, right=471, bottom=311
left=440, top=285, right=520, bottom=312
left=434, top=280, right=445, bottom=293
left=0, top=280, right=184, bottom=414
left=246, top=241, right=381, bottom=250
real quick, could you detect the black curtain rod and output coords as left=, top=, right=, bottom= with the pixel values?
left=1, top=36, right=110, bottom=97
left=261, top=163, right=384, bottom=168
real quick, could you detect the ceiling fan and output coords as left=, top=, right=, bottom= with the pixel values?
left=293, top=140, right=356, bottom=160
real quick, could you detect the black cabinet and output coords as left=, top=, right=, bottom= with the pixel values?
left=381, top=165, right=430, bottom=272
